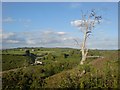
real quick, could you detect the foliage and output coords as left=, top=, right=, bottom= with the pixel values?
left=2, top=54, right=29, bottom=71
left=2, top=48, right=119, bottom=89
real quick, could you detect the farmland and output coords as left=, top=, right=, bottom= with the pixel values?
left=1, top=47, right=119, bottom=89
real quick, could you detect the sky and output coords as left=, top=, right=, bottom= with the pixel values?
left=1, top=0, right=119, bottom=2
left=1, top=2, right=118, bottom=49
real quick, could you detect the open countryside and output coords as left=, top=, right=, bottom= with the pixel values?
left=1, top=48, right=119, bottom=88
left=1, top=2, right=119, bottom=89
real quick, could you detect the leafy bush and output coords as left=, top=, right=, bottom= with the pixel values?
left=2, top=54, right=29, bottom=71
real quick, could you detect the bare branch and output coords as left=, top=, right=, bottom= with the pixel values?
left=73, top=39, right=80, bottom=46
left=86, top=31, right=91, bottom=34
left=86, top=33, right=91, bottom=39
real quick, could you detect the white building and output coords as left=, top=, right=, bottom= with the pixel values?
left=35, top=60, right=43, bottom=65
left=32, top=49, right=35, bottom=52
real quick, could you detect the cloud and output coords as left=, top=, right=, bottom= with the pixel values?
left=71, top=19, right=99, bottom=28
left=3, top=17, right=31, bottom=23
left=43, top=31, right=66, bottom=35
left=0, top=29, right=2, bottom=39
left=15, top=30, right=68, bottom=46
left=62, top=37, right=75, bottom=41
left=56, top=32, right=66, bottom=35
left=36, top=30, right=66, bottom=44
left=26, top=30, right=76, bottom=47
left=0, top=29, right=2, bottom=43
left=86, top=36, right=118, bottom=50
left=26, top=39, right=36, bottom=45
left=3, top=17, right=15, bottom=23
left=2, top=32, right=15, bottom=39
left=3, top=17, right=31, bottom=28
left=2, top=29, right=118, bottom=50
left=5, top=40, right=20, bottom=44
left=2, top=31, right=23, bottom=45
left=71, top=20, right=83, bottom=27
left=43, top=30, right=54, bottom=35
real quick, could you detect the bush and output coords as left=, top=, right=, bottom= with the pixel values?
left=2, top=54, right=30, bottom=71
left=83, top=64, right=91, bottom=72
left=25, top=50, right=30, bottom=56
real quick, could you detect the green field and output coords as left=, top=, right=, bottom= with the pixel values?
left=1, top=48, right=119, bottom=89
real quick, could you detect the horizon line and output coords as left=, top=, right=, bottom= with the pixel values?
left=1, top=46, right=118, bottom=50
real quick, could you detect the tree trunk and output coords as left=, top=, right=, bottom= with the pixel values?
left=80, top=29, right=88, bottom=65
left=80, top=54, right=87, bottom=65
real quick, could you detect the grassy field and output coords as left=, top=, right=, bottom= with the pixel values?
left=1, top=47, right=119, bottom=89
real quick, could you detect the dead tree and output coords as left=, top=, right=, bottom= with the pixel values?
left=72, top=10, right=102, bottom=65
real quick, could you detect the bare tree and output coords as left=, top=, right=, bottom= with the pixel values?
left=71, top=9, right=102, bottom=65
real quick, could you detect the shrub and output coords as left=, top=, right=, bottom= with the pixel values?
left=25, top=50, right=30, bottom=56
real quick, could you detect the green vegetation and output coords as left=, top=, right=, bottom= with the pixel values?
left=2, top=54, right=29, bottom=71
left=1, top=48, right=119, bottom=89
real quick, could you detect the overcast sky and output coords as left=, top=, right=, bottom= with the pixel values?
left=2, top=2, right=118, bottom=49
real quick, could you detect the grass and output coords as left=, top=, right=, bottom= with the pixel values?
left=1, top=48, right=119, bottom=89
